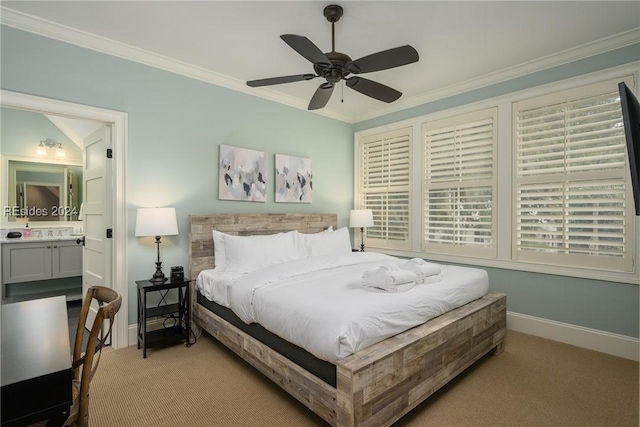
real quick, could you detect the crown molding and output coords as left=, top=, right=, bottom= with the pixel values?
left=354, top=28, right=640, bottom=123
left=2, top=7, right=638, bottom=125
left=0, top=7, right=353, bottom=123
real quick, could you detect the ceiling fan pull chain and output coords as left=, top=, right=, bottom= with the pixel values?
left=341, top=80, right=344, bottom=103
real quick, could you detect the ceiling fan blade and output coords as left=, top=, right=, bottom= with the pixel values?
left=347, top=45, right=419, bottom=74
left=308, top=82, right=334, bottom=110
left=346, top=76, right=402, bottom=103
left=246, top=74, right=317, bottom=87
left=281, top=34, right=332, bottom=66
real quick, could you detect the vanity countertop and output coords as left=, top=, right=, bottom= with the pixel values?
left=0, top=235, right=83, bottom=244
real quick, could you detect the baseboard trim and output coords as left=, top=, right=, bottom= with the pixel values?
left=127, top=318, right=165, bottom=347
left=507, top=311, right=639, bottom=361
left=127, top=313, right=639, bottom=361
left=128, top=324, right=136, bottom=347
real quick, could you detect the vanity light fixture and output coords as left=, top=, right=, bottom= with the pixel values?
left=37, top=138, right=65, bottom=158
left=36, top=142, right=47, bottom=156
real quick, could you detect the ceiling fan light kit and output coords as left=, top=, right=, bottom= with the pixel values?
left=246, top=4, right=419, bottom=111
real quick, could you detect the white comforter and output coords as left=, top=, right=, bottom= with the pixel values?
left=227, top=252, right=488, bottom=362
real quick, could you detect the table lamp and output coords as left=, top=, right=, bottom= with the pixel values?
left=135, top=207, right=178, bottom=283
left=349, top=209, right=374, bottom=252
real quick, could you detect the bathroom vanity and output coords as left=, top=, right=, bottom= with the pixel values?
left=1, top=231, right=83, bottom=302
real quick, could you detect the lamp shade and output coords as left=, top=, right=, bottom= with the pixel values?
left=349, top=209, right=374, bottom=228
left=135, top=207, right=178, bottom=237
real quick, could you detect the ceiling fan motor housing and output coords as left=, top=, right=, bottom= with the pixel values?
left=314, top=51, right=352, bottom=83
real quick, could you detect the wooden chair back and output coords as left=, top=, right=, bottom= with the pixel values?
left=66, top=286, right=122, bottom=427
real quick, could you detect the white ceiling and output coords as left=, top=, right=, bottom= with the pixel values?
left=45, top=115, right=103, bottom=150
left=2, top=1, right=639, bottom=123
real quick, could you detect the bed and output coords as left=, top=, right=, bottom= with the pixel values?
left=189, top=213, right=506, bottom=427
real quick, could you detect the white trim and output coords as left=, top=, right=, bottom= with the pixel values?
left=507, top=311, right=639, bottom=361
left=1, top=90, right=129, bottom=350
left=128, top=324, right=137, bottom=347
left=1, top=7, right=638, bottom=124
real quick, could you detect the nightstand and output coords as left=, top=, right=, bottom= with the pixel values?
left=136, top=278, right=191, bottom=358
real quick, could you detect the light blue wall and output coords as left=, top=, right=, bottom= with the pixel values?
left=1, top=26, right=354, bottom=322
left=2, top=25, right=638, bottom=339
left=354, top=44, right=640, bottom=338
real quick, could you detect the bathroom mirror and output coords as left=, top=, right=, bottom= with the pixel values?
left=3, top=159, right=82, bottom=222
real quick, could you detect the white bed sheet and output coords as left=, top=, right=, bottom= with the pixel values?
left=195, top=268, right=244, bottom=308
left=223, top=252, right=488, bottom=363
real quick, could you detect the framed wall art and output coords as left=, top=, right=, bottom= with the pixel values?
left=219, top=144, right=267, bottom=202
left=275, top=154, right=312, bottom=203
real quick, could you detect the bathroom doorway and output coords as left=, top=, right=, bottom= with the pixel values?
left=1, top=90, right=128, bottom=349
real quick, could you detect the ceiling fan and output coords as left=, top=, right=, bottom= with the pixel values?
left=246, top=4, right=419, bottom=110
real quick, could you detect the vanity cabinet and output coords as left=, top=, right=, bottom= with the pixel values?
left=51, top=240, right=83, bottom=278
left=2, top=240, right=82, bottom=284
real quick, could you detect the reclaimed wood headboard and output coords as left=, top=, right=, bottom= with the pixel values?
left=188, top=213, right=338, bottom=282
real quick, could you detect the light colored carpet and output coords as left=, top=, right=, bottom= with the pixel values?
left=89, top=331, right=638, bottom=426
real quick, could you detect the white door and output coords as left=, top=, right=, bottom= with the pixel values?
left=82, top=125, right=112, bottom=327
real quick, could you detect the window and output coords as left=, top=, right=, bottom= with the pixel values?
left=354, top=70, right=637, bottom=281
left=513, top=77, right=634, bottom=272
left=357, top=127, right=411, bottom=250
left=422, top=108, right=497, bottom=258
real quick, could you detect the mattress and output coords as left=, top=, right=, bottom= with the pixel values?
left=198, top=252, right=488, bottom=363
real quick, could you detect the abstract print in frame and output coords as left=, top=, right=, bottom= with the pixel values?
left=219, top=144, right=267, bottom=202
left=275, top=154, right=312, bottom=203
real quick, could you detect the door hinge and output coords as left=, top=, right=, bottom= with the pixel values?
left=106, top=148, right=113, bottom=159
left=106, top=228, right=113, bottom=239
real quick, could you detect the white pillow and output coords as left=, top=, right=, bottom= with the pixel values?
left=223, top=230, right=308, bottom=273
left=298, top=226, right=333, bottom=245
left=212, top=230, right=227, bottom=271
left=306, top=226, right=352, bottom=257
left=299, top=226, right=331, bottom=249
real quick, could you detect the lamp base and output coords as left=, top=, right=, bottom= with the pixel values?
left=150, top=272, right=167, bottom=284
left=150, top=259, right=167, bottom=284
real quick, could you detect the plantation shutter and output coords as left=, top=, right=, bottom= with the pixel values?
left=423, top=108, right=497, bottom=258
left=358, top=127, right=411, bottom=250
left=513, top=76, right=634, bottom=272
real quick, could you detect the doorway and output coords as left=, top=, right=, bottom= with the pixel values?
left=1, top=90, right=128, bottom=349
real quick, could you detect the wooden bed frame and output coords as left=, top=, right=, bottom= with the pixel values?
left=189, top=213, right=506, bottom=427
